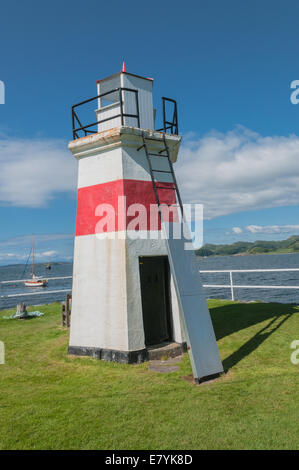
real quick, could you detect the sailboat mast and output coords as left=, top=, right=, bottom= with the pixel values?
left=32, top=235, right=34, bottom=277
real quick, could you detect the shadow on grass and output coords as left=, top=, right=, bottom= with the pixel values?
left=210, top=302, right=297, bottom=371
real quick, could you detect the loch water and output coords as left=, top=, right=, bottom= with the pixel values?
left=1, top=253, right=299, bottom=310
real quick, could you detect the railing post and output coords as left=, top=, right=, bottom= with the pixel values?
left=135, top=90, right=140, bottom=128
left=174, top=101, right=178, bottom=135
left=230, top=271, right=235, bottom=301
left=71, top=107, right=76, bottom=140
left=162, top=98, right=166, bottom=133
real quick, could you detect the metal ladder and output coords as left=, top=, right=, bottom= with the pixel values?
left=138, top=131, right=224, bottom=382
left=137, top=132, right=184, bottom=217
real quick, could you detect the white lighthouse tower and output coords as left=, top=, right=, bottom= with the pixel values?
left=68, top=64, right=223, bottom=382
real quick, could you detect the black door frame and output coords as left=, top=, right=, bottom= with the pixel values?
left=139, top=255, right=173, bottom=346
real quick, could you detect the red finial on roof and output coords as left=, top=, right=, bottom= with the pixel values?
left=122, top=61, right=127, bottom=73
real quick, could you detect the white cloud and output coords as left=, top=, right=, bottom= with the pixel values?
left=2, top=127, right=299, bottom=221
left=246, top=224, right=299, bottom=234
left=35, top=250, right=58, bottom=258
left=0, top=234, right=73, bottom=248
left=0, top=234, right=74, bottom=265
left=0, top=136, right=77, bottom=207
left=232, top=226, right=242, bottom=234
left=176, top=126, right=299, bottom=219
left=0, top=252, right=27, bottom=261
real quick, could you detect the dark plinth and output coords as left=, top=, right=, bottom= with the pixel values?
left=68, top=341, right=187, bottom=364
left=68, top=346, right=147, bottom=364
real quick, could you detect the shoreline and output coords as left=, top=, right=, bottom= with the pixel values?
left=196, top=251, right=299, bottom=258
left=2, top=251, right=299, bottom=267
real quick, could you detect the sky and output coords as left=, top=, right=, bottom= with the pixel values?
left=1, top=0, right=299, bottom=264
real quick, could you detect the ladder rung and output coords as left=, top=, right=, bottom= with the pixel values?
left=148, top=153, right=167, bottom=157
left=139, top=131, right=184, bottom=216
left=149, top=153, right=169, bottom=158
left=155, top=185, right=177, bottom=190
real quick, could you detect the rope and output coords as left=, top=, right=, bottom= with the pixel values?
left=20, top=247, right=32, bottom=279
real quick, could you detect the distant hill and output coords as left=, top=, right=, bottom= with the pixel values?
left=195, top=235, right=299, bottom=257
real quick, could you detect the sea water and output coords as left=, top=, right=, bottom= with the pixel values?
left=1, top=253, right=299, bottom=310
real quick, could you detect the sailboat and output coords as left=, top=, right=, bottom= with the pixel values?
left=24, top=236, right=48, bottom=287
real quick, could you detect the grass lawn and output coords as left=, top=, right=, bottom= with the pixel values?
left=0, top=299, right=298, bottom=450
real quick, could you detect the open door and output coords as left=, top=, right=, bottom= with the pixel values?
left=139, top=256, right=171, bottom=346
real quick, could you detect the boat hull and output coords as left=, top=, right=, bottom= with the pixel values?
left=24, top=280, right=48, bottom=287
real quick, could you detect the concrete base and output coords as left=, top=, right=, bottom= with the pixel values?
left=68, top=341, right=187, bottom=364
left=147, top=341, right=187, bottom=361
left=68, top=346, right=147, bottom=364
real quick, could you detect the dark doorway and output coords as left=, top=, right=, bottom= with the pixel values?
left=139, top=256, right=172, bottom=346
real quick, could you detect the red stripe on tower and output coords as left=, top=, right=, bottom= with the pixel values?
left=75, top=179, right=177, bottom=236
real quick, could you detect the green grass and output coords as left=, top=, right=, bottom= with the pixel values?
left=0, top=300, right=299, bottom=450
left=260, top=248, right=296, bottom=255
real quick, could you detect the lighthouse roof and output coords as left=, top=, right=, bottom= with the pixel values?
left=96, top=71, right=153, bottom=84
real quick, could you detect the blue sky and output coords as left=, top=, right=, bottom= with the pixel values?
left=1, top=0, right=299, bottom=263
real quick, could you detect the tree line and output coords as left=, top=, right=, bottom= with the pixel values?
left=196, top=235, right=299, bottom=257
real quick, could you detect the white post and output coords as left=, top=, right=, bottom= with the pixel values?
left=229, top=271, right=234, bottom=301
left=0, top=341, right=4, bottom=365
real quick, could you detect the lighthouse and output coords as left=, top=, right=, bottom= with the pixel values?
left=68, top=65, right=223, bottom=382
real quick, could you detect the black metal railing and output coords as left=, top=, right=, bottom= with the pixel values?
left=156, top=97, right=178, bottom=135
left=72, top=87, right=140, bottom=139
left=71, top=90, right=178, bottom=139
